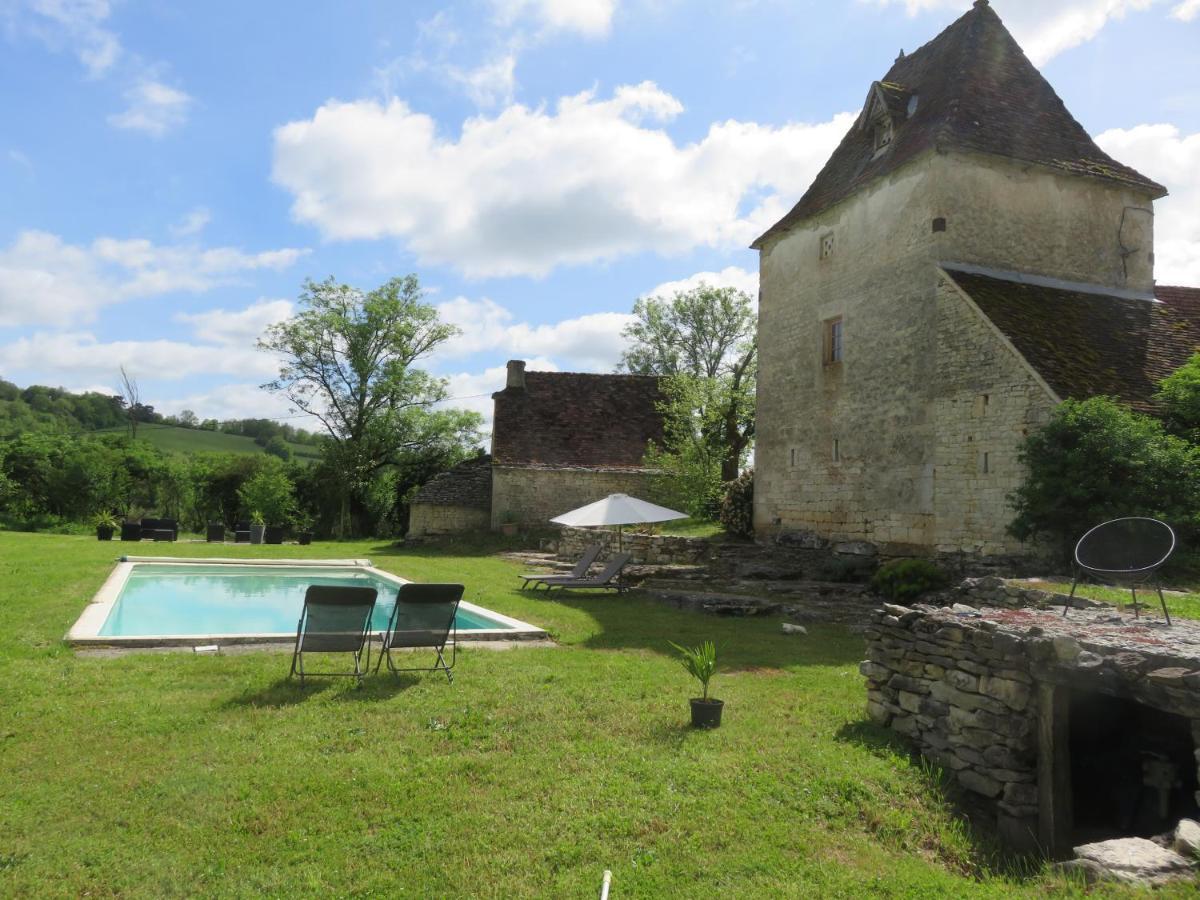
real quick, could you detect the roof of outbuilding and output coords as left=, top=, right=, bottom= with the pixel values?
left=491, top=370, right=665, bottom=468
left=752, top=0, right=1166, bottom=248
left=411, top=455, right=493, bottom=509
left=945, top=267, right=1200, bottom=414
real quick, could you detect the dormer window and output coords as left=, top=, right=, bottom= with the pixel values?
left=872, top=116, right=893, bottom=154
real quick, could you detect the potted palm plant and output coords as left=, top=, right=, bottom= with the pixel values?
left=499, top=510, right=519, bottom=536
left=669, top=640, right=723, bottom=728
left=294, top=512, right=314, bottom=546
left=94, top=512, right=119, bottom=541
left=248, top=510, right=266, bottom=545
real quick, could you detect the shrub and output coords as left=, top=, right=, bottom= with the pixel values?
left=814, top=555, right=879, bottom=583
left=719, top=469, right=754, bottom=538
left=1156, top=351, right=1200, bottom=443
left=237, top=466, right=296, bottom=526
left=870, top=559, right=949, bottom=602
left=1008, top=397, right=1200, bottom=560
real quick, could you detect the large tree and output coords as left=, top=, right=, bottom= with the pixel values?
left=620, top=283, right=756, bottom=483
left=259, top=275, right=481, bottom=533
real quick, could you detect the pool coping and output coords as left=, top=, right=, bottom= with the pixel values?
left=66, top=556, right=548, bottom=648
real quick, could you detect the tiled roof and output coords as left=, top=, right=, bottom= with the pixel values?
left=412, top=455, right=492, bottom=508
left=491, top=370, right=665, bottom=468
left=753, top=0, right=1165, bottom=248
left=946, top=268, right=1200, bottom=414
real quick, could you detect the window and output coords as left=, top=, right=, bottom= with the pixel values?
left=824, top=317, right=844, bottom=365
left=819, top=232, right=835, bottom=260
left=790, top=448, right=797, bottom=467
left=833, top=438, right=841, bottom=463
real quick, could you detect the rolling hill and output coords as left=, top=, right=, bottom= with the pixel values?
left=94, top=424, right=323, bottom=462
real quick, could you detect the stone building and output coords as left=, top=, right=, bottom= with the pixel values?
left=408, top=360, right=665, bottom=535
left=490, top=360, right=665, bottom=528
left=752, top=0, right=1200, bottom=559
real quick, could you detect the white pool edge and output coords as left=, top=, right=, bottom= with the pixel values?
left=66, top=557, right=548, bottom=648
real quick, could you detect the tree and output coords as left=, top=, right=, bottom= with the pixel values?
left=1156, top=351, right=1200, bottom=443
left=620, top=283, right=756, bottom=483
left=118, top=366, right=141, bottom=439
left=1008, top=397, right=1200, bottom=560
left=259, top=275, right=482, bottom=534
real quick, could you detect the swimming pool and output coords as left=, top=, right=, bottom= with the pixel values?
left=67, top=557, right=546, bottom=647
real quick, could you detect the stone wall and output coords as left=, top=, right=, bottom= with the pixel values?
left=864, top=603, right=1200, bottom=853
left=931, top=273, right=1057, bottom=555
left=556, top=525, right=712, bottom=565
left=491, top=465, right=662, bottom=529
left=407, top=503, right=490, bottom=537
left=753, top=148, right=1155, bottom=557
left=862, top=603, right=1041, bottom=847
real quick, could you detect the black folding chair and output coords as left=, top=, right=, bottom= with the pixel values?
left=1065, top=517, right=1176, bottom=624
left=288, top=585, right=378, bottom=685
left=374, top=583, right=464, bottom=683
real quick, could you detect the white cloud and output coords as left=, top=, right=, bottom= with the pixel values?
left=0, top=331, right=280, bottom=382
left=148, top=382, right=298, bottom=424
left=489, top=0, right=618, bottom=37
left=446, top=53, right=517, bottom=108
left=1171, top=0, right=1200, bottom=19
left=0, top=230, right=307, bottom=327
left=169, top=207, right=211, bottom=238
left=435, top=296, right=634, bottom=370
left=7, top=149, right=34, bottom=173
left=867, top=0, right=1160, bottom=66
left=108, top=79, right=191, bottom=136
left=273, top=85, right=852, bottom=278
left=175, top=298, right=294, bottom=346
left=1096, top=123, right=1200, bottom=286
left=9, top=0, right=121, bottom=76
left=641, top=265, right=759, bottom=302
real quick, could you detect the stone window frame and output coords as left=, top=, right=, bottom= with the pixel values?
left=823, top=316, right=844, bottom=366
left=819, top=231, right=835, bottom=261
left=872, top=114, right=893, bottom=155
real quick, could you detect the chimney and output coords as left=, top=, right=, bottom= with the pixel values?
left=505, top=359, right=527, bottom=390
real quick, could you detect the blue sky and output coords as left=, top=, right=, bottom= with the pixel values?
left=1, top=0, right=1198, bottom=437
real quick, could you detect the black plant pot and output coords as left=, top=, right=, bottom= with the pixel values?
left=263, top=525, right=284, bottom=545
left=206, top=523, right=225, bottom=543
left=689, top=698, right=724, bottom=729
left=249, top=524, right=265, bottom=545
left=96, top=525, right=114, bottom=541
left=298, top=532, right=313, bottom=546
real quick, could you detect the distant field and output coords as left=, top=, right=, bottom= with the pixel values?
left=95, top=424, right=322, bottom=462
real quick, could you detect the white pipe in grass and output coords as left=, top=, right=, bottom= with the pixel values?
left=600, top=869, right=612, bottom=900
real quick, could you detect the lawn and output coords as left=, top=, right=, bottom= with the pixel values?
left=0, top=531, right=1168, bottom=897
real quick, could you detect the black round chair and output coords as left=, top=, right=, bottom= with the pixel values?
left=1065, top=517, right=1175, bottom=624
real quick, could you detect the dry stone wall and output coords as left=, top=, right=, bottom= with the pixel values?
left=556, top=525, right=712, bottom=565
left=407, top=504, right=490, bottom=537
left=862, top=603, right=1041, bottom=846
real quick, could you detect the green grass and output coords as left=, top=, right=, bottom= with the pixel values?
left=1025, top=579, right=1200, bottom=621
left=0, top=532, right=1174, bottom=897
left=94, top=423, right=321, bottom=461
left=653, top=517, right=726, bottom=538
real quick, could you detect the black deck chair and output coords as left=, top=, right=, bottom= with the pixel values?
left=120, top=521, right=141, bottom=541
left=288, top=585, right=378, bottom=685
left=544, top=552, right=633, bottom=593
left=1064, top=517, right=1176, bottom=625
left=519, top=543, right=602, bottom=590
left=374, top=583, right=464, bottom=683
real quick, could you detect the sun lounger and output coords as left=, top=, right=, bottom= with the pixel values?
left=543, top=552, right=633, bottom=593
left=519, top=544, right=602, bottom=590
left=288, top=585, right=378, bottom=685
left=374, top=583, right=464, bottom=683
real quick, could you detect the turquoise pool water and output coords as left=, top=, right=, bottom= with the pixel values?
left=98, top=564, right=511, bottom=637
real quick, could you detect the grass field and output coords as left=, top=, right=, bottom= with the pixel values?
left=94, top=423, right=321, bottom=461
left=0, top=532, right=1177, bottom=897
left=1024, top=578, right=1200, bottom=621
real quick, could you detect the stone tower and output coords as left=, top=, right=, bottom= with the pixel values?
left=751, top=0, right=1169, bottom=557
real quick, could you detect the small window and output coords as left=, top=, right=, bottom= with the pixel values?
left=790, top=448, right=797, bottom=467
left=982, top=451, right=990, bottom=474
left=932, top=217, right=947, bottom=233
left=833, top=438, right=841, bottom=463
left=819, top=232, right=835, bottom=260
left=824, top=317, right=844, bottom=365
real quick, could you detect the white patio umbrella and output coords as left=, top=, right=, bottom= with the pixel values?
left=549, top=493, right=687, bottom=551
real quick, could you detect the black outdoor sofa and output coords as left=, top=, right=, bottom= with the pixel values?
left=119, top=517, right=179, bottom=542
